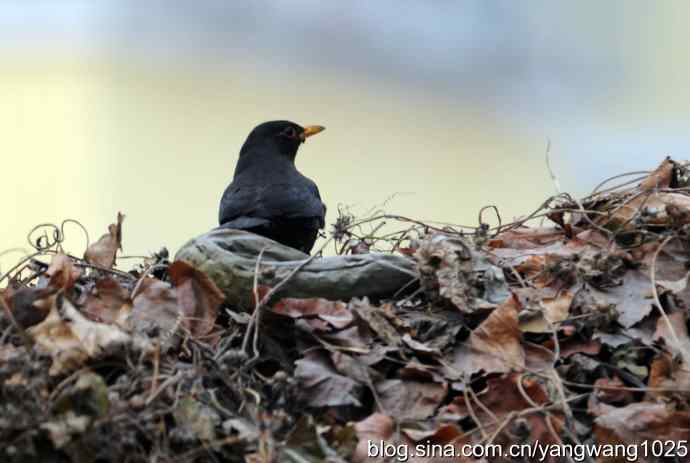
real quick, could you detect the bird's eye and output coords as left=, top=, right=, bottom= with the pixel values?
left=282, top=127, right=298, bottom=139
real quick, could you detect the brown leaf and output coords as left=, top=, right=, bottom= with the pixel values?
left=604, top=192, right=690, bottom=230
left=519, top=290, right=574, bottom=333
left=451, top=294, right=525, bottom=376
left=169, top=261, right=224, bottom=342
left=646, top=311, right=690, bottom=404
left=352, top=414, right=394, bottom=463
left=402, top=334, right=441, bottom=357
left=353, top=414, right=478, bottom=463
left=130, top=278, right=181, bottom=348
left=270, top=297, right=353, bottom=330
left=440, top=373, right=562, bottom=448
left=640, top=156, right=674, bottom=191
left=594, top=402, right=690, bottom=453
left=84, top=212, right=124, bottom=268
left=415, top=234, right=476, bottom=311
left=593, top=375, right=634, bottom=406
left=584, top=270, right=654, bottom=328
left=82, top=277, right=131, bottom=326
left=45, top=253, right=80, bottom=291
left=653, top=310, right=690, bottom=358
left=294, top=349, right=363, bottom=408
left=28, top=294, right=150, bottom=375
left=377, top=379, right=447, bottom=421
left=555, top=337, right=602, bottom=358
left=7, top=286, right=56, bottom=328
left=488, top=227, right=565, bottom=250
left=351, top=298, right=402, bottom=347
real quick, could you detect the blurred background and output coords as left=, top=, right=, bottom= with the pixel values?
left=1, top=1, right=689, bottom=265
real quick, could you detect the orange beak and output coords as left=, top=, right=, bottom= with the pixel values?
left=300, top=125, right=325, bottom=141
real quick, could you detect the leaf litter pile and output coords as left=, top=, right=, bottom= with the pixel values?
left=3, top=158, right=690, bottom=462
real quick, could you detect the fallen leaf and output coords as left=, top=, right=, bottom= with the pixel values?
left=45, top=253, right=80, bottom=291
left=594, top=402, right=690, bottom=454
left=488, top=227, right=565, bottom=250
left=84, top=212, right=124, bottom=268
left=593, top=375, right=634, bottom=405
left=582, top=270, right=654, bottom=328
left=270, top=297, right=353, bottom=330
left=28, top=294, right=150, bottom=375
left=640, top=157, right=675, bottom=191
left=169, top=261, right=224, bottom=342
left=82, top=277, right=130, bottom=325
left=377, top=379, right=447, bottom=421
left=451, top=294, right=525, bottom=376
left=294, top=349, right=363, bottom=408
left=351, top=299, right=402, bottom=347
left=130, top=278, right=181, bottom=349
left=646, top=311, right=690, bottom=404
left=440, top=373, right=562, bottom=448
left=352, top=414, right=394, bottom=463
left=7, top=286, right=55, bottom=328
left=519, top=290, right=574, bottom=333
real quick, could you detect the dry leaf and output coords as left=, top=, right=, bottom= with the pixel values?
left=7, top=286, right=56, bottom=328
left=640, top=156, right=674, bottom=191
left=82, top=277, right=131, bottom=325
left=451, top=294, right=525, bottom=376
left=440, top=373, right=562, bottom=449
left=294, top=349, right=363, bottom=408
left=377, top=379, right=447, bottom=421
left=130, top=278, right=181, bottom=348
left=352, top=414, right=395, bottom=463
left=270, top=297, right=353, bottom=330
left=45, top=253, right=80, bottom=291
left=28, top=294, right=150, bottom=375
left=84, top=212, right=124, bottom=268
left=169, top=260, right=224, bottom=342
left=594, top=402, right=690, bottom=458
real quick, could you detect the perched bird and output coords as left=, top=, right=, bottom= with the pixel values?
left=219, top=120, right=326, bottom=253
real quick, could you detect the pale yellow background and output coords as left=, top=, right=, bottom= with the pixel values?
left=1, top=2, right=689, bottom=269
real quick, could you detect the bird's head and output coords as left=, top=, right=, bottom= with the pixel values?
left=240, top=120, right=325, bottom=161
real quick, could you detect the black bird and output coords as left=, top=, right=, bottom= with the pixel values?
left=218, top=120, right=326, bottom=253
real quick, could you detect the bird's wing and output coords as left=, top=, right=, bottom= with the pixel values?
left=308, top=180, right=327, bottom=228
left=219, top=180, right=325, bottom=228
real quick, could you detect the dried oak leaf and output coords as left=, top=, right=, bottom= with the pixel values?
left=450, top=294, right=525, bottom=376
left=169, top=260, right=224, bottom=342
left=84, top=212, right=124, bottom=268
left=45, top=253, right=80, bottom=291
